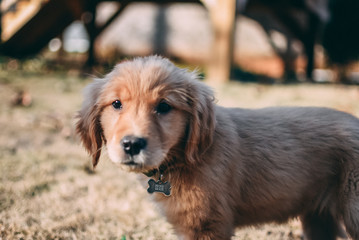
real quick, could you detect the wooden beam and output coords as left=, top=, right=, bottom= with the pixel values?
left=95, top=1, right=130, bottom=37
left=201, top=0, right=236, bottom=83
left=85, top=0, right=97, bottom=67
left=100, top=0, right=201, bottom=3
left=0, top=0, right=2, bottom=43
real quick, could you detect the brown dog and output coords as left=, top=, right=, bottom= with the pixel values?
left=76, top=56, right=359, bottom=240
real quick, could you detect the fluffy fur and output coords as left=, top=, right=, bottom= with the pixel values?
left=76, top=56, right=359, bottom=240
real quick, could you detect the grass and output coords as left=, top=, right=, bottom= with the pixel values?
left=0, top=70, right=359, bottom=239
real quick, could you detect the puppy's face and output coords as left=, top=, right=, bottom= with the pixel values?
left=99, top=74, right=187, bottom=172
left=77, top=56, right=215, bottom=172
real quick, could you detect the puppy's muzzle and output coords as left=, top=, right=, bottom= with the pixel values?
left=121, top=135, right=147, bottom=164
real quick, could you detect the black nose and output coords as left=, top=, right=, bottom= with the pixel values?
left=121, top=136, right=147, bottom=156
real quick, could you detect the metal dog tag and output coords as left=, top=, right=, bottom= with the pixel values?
left=147, top=179, right=171, bottom=196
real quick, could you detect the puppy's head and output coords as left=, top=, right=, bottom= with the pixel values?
left=76, top=56, right=215, bottom=172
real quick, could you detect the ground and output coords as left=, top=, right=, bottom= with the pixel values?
left=1, top=70, right=359, bottom=240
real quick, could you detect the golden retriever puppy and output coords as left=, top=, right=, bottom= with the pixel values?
left=77, top=56, right=359, bottom=240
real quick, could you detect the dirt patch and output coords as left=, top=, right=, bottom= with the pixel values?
left=1, top=71, right=358, bottom=239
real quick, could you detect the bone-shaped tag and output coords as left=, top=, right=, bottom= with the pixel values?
left=147, top=179, right=171, bottom=196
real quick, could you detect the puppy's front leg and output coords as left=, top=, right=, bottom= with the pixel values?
left=178, top=232, right=231, bottom=240
left=176, top=222, right=233, bottom=240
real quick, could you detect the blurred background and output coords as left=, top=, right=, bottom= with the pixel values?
left=0, top=0, right=359, bottom=239
left=1, top=0, right=359, bottom=83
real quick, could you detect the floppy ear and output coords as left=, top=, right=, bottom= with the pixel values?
left=76, top=79, right=105, bottom=168
left=185, top=80, right=215, bottom=164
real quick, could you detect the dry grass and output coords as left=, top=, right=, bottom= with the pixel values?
left=1, top=71, right=359, bottom=240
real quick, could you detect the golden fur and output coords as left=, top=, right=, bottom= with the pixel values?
left=77, top=56, right=359, bottom=240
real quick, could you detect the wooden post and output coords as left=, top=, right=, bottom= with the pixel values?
left=0, top=0, right=2, bottom=44
left=84, top=0, right=97, bottom=68
left=202, top=0, right=236, bottom=83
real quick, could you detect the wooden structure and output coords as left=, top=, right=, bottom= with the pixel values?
left=0, top=0, right=200, bottom=58
left=244, top=0, right=327, bottom=82
left=202, top=0, right=236, bottom=83
left=0, top=0, right=330, bottom=83
left=1, top=0, right=87, bottom=58
left=0, top=0, right=237, bottom=83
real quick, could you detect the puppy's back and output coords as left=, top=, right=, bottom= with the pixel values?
left=213, top=106, right=359, bottom=224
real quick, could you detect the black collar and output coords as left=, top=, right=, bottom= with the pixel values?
left=142, top=164, right=168, bottom=178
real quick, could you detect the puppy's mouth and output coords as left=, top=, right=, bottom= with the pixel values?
left=122, top=159, right=139, bottom=166
left=120, top=156, right=143, bottom=168
left=107, top=142, right=165, bottom=172
left=121, top=158, right=143, bottom=168
left=119, top=155, right=155, bottom=172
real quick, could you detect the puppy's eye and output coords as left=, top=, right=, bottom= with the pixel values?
left=155, top=101, right=172, bottom=115
left=112, top=100, right=122, bottom=110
